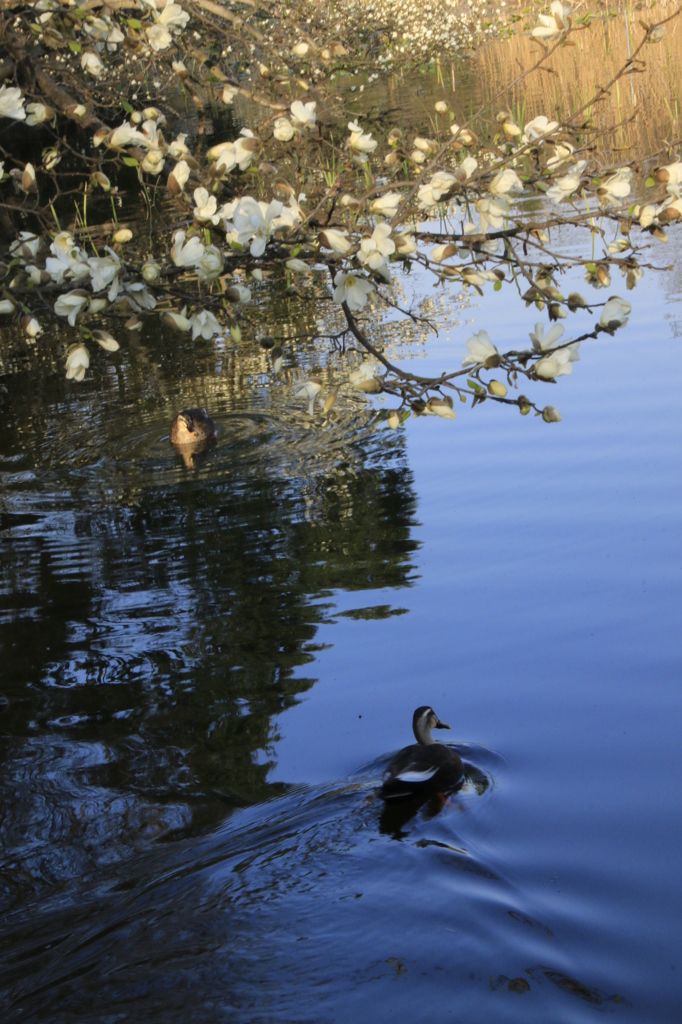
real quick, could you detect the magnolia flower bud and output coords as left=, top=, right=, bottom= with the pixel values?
left=230, top=323, right=241, bottom=343
left=113, top=228, right=133, bottom=244
left=518, top=396, right=531, bottom=415
left=22, top=163, right=37, bottom=193
left=142, top=262, right=161, bottom=283
left=91, top=329, right=120, bottom=352
left=259, top=63, right=271, bottom=79
left=22, top=315, right=42, bottom=338
left=93, top=128, right=110, bottom=148
left=271, top=345, right=283, bottom=373
left=384, top=151, right=399, bottom=167
left=548, top=302, right=567, bottom=321
left=125, top=315, right=143, bottom=331
left=434, top=101, right=449, bottom=114
left=323, top=391, right=337, bottom=414
left=387, top=410, right=400, bottom=430
left=260, top=335, right=275, bottom=350
left=172, top=60, right=188, bottom=79
left=488, top=380, right=507, bottom=398
left=0, top=298, right=16, bottom=314
left=567, top=292, right=588, bottom=311
left=92, top=171, right=111, bottom=191
left=542, top=405, right=562, bottom=423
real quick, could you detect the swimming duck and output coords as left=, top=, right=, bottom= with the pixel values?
left=380, top=706, right=464, bottom=800
left=170, top=408, right=215, bottom=446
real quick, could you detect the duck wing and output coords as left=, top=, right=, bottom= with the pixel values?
left=380, top=743, right=463, bottom=799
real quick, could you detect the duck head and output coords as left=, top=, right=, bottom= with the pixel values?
left=412, top=705, right=450, bottom=745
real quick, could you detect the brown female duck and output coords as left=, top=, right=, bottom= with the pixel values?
left=170, top=408, right=215, bottom=446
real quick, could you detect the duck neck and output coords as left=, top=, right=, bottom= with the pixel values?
left=414, top=721, right=435, bottom=745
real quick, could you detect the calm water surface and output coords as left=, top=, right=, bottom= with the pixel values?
left=2, top=56, right=682, bottom=1024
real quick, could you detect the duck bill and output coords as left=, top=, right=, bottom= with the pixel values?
left=434, top=719, right=451, bottom=730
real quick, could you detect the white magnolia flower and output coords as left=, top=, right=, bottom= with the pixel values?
left=489, top=167, right=523, bottom=196
left=83, top=14, right=124, bottom=45
left=600, top=296, right=631, bottom=330
left=418, top=171, right=456, bottom=209
left=455, top=156, right=478, bottom=183
left=158, top=3, right=189, bottom=28
left=598, top=167, right=632, bottom=205
left=163, top=310, right=192, bottom=331
left=124, top=282, right=157, bottom=311
left=286, top=258, right=310, bottom=273
left=81, top=51, right=104, bottom=77
left=0, top=299, right=16, bottom=314
left=168, top=159, right=190, bottom=193
left=532, top=0, right=572, bottom=39
left=349, top=362, right=379, bottom=388
left=522, top=115, right=559, bottom=144
left=333, top=271, right=374, bottom=312
left=535, top=343, right=580, bottom=378
left=424, top=397, right=457, bottom=419
left=189, top=309, right=222, bottom=340
left=10, top=232, right=41, bottom=261
left=348, top=120, right=377, bottom=155
left=108, top=122, right=147, bottom=148
left=197, top=246, right=224, bottom=284
left=233, top=129, right=259, bottom=171
left=233, top=197, right=283, bottom=258
left=46, top=232, right=90, bottom=284
left=65, top=343, right=90, bottom=382
left=530, top=322, right=566, bottom=351
left=193, top=187, right=219, bottom=224
left=141, top=148, right=165, bottom=175
left=636, top=204, right=657, bottom=229
left=394, top=232, right=417, bottom=255
left=477, top=196, right=508, bottom=233
left=273, top=117, right=295, bottom=142
left=358, top=223, right=395, bottom=271
left=225, top=285, right=251, bottom=303
left=146, top=24, right=173, bottom=51
left=168, top=134, right=189, bottom=160
left=296, top=378, right=322, bottom=416
left=172, top=230, right=205, bottom=268
left=547, top=160, right=587, bottom=203
left=290, top=100, right=316, bottom=129
left=546, top=142, right=576, bottom=170
left=318, top=228, right=351, bottom=254
left=462, top=329, right=499, bottom=367
left=655, top=161, right=682, bottom=186
left=88, top=250, right=121, bottom=299
left=370, top=192, right=402, bottom=218
left=26, top=103, right=53, bottom=126
left=55, top=290, right=89, bottom=326
left=0, top=85, right=26, bottom=121
left=430, top=243, right=457, bottom=263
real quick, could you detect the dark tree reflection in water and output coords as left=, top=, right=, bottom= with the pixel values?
left=0, top=404, right=419, bottom=910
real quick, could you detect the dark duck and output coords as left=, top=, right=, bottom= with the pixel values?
left=380, top=706, right=464, bottom=800
left=169, top=408, right=215, bottom=446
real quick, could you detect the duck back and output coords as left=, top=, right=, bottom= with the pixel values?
left=380, top=742, right=463, bottom=800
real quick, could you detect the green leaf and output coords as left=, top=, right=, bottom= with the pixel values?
left=72, top=8, right=86, bottom=19
left=122, top=101, right=134, bottom=115
left=68, top=41, right=82, bottom=53
left=585, top=262, right=596, bottom=273
left=122, top=156, right=139, bottom=167
left=494, top=280, right=502, bottom=292
left=291, top=244, right=301, bottom=257
left=126, top=18, right=142, bottom=29
left=230, top=241, right=244, bottom=252
left=645, top=175, right=656, bottom=187
left=467, top=379, right=483, bottom=393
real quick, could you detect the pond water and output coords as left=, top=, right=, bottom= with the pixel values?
left=2, top=22, right=682, bottom=1024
